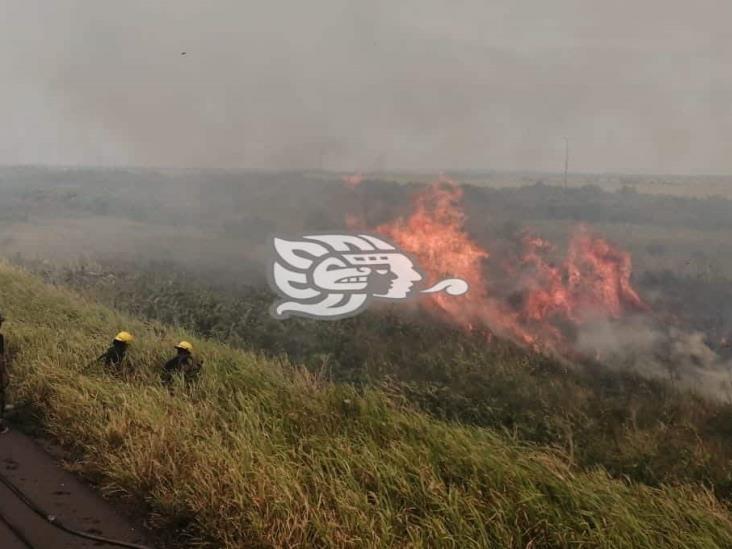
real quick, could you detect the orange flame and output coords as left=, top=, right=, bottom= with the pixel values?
left=377, top=177, right=535, bottom=346
left=373, top=178, right=648, bottom=355
left=565, top=226, right=647, bottom=318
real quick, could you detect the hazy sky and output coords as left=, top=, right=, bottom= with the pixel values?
left=1, top=0, right=730, bottom=174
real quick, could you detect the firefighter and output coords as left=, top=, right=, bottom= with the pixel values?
left=162, top=341, right=202, bottom=386
left=97, top=331, right=134, bottom=371
left=0, top=312, right=9, bottom=434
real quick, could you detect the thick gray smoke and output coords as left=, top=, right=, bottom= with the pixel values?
left=576, top=317, right=732, bottom=400
left=1, top=0, right=730, bottom=173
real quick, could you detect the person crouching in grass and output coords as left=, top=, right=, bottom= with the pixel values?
left=96, top=331, right=134, bottom=374
left=162, top=341, right=202, bottom=387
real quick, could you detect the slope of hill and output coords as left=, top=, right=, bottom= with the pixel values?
left=30, top=260, right=732, bottom=503
left=2, top=261, right=732, bottom=547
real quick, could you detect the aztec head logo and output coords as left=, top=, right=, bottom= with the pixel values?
left=268, top=233, right=469, bottom=320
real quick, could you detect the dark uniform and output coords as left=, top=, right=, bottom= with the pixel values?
left=162, top=353, right=201, bottom=385
left=96, top=332, right=133, bottom=375
left=97, top=340, right=129, bottom=368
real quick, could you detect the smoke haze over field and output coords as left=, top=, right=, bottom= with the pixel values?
left=1, top=0, right=731, bottom=174
left=3, top=166, right=732, bottom=398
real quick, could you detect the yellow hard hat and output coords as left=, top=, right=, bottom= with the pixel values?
left=114, top=331, right=134, bottom=343
left=175, top=341, right=194, bottom=352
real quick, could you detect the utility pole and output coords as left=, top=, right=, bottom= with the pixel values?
left=563, top=137, right=569, bottom=189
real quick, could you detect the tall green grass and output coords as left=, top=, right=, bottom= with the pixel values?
left=2, top=261, right=732, bottom=547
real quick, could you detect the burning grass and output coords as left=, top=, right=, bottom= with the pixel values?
left=3, top=261, right=732, bottom=547
left=376, top=178, right=649, bottom=355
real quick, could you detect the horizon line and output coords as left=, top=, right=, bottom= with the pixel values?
left=0, top=163, right=730, bottom=179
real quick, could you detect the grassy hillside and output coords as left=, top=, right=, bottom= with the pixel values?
left=31, top=260, right=732, bottom=503
left=2, top=262, right=732, bottom=547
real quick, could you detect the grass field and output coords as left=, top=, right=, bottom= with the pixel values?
left=2, top=261, right=732, bottom=547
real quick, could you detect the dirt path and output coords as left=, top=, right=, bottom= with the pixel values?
left=0, top=429, right=154, bottom=548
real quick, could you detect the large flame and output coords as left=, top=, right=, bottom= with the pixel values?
left=376, top=177, right=535, bottom=346
left=373, top=178, right=648, bottom=355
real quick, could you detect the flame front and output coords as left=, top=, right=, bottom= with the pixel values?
left=374, top=178, right=648, bottom=355
left=376, top=177, right=535, bottom=346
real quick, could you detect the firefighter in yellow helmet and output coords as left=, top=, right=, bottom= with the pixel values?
left=96, top=331, right=134, bottom=370
left=162, top=340, right=202, bottom=386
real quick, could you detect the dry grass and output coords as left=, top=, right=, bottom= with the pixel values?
left=2, top=261, right=732, bottom=547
